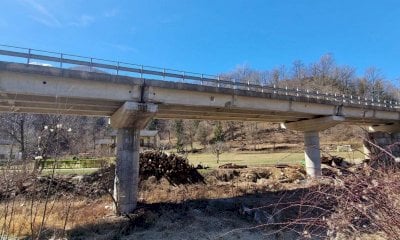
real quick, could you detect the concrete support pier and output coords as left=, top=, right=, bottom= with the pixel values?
left=281, top=116, right=344, bottom=178
left=114, top=128, right=140, bottom=214
left=304, top=131, right=321, bottom=177
left=111, top=101, right=157, bottom=214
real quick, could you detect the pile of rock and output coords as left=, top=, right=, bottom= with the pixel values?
left=218, top=163, right=247, bottom=169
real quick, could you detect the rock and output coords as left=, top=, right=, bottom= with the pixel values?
left=256, top=178, right=269, bottom=185
left=239, top=205, right=275, bottom=224
left=147, top=176, right=157, bottom=184
left=71, top=175, right=84, bottom=182
left=245, top=172, right=258, bottom=182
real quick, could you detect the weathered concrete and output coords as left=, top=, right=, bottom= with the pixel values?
left=368, top=123, right=400, bottom=134
left=304, top=131, right=322, bottom=177
left=1, top=61, right=399, bottom=124
left=280, top=116, right=344, bottom=132
left=114, top=128, right=140, bottom=214
left=111, top=102, right=158, bottom=129
left=1, top=60, right=400, bottom=210
left=111, top=101, right=156, bottom=214
left=282, top=116, right=344, bottom=177
left=363, top=124, right=400, bottom=159
left=364, top=131, right=400, bottom=159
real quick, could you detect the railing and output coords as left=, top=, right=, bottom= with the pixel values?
left=0, top=44, right=399, bottom=109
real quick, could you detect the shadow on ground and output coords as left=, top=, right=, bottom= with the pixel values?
left=66, top=187, right=326, bottom=240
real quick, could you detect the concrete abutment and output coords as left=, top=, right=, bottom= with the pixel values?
left=364, top=124, right=400, bottom=160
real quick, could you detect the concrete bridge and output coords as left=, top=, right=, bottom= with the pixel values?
left=1, top=45, right=400, bottom=214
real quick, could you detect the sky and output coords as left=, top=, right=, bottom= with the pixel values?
left=1, top=0, right=400, bottom=84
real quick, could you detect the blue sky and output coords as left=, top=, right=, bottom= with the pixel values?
left=1, top=0, right=400, bottom=83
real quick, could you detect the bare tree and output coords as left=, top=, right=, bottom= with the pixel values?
left=196, top=121, right=211, bottom=148
left=0, top=113, right=33, bottom=160
left=209, top=141, right=226, bottom=164
left=183, top=120, right=200, bottom=152
left=364, top=67, right=385, bottom=100
left=245, top=122, right=259, bottom=150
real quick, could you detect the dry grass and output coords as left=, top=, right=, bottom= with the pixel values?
left=0, top=166, right=304, bottom=238
left=0, top=196, right=112, bottom=238
left=138, top=167, right=305, bottom=204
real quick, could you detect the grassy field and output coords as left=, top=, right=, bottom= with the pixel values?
left=35, top=148, right=366, bottom=175
left=41, top=168, right=99, bottom=175
left=187, top=149, right=365, bottom=168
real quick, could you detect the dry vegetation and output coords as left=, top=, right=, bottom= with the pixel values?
left=0, top=113, right=398, bottom=239
left=2, top=150, right=399, bottom=239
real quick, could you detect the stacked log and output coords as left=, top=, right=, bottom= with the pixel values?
left=321, top=156, right=345, bottom=167
left=139, top=151, right=204, bottom=185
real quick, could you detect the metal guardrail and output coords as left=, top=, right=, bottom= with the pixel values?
left=0, top=44, right=399, bottom=109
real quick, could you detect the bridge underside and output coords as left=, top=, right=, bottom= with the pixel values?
left=0, top=92, right=397, bottom=126
left=1, top=61, right=400, bottom=214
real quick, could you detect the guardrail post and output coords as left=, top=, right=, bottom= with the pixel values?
left=163, top=69, right=166, bottom=81
left=27, top=48, right=31, bottom=64
left=140, top=65, right=143, bottom=79
left=296, top=88, right=299, bottom=97
left=285, top=86, right=288, bottom=96
left=90, top=58, right=93, bottom=72
left=182, top=71, right=185, bottom=83
left=201, top=74, right=204, bottom=85
left=247, top=80, right=250, bottom=90
left=60, top=53, right=63, bottom=68
left=217, top=76, right=220, bottom=88
left=116, top=62, right=120, bottom=76
left=273, top=84, right=277, bottom=94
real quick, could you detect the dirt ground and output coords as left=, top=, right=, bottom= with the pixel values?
left=70, top=166, right=309, bottom=240
left=0, top=165, right=313, bottom=239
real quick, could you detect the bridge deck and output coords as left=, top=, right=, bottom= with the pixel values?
left=0, top=61, right=399, bottom=125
